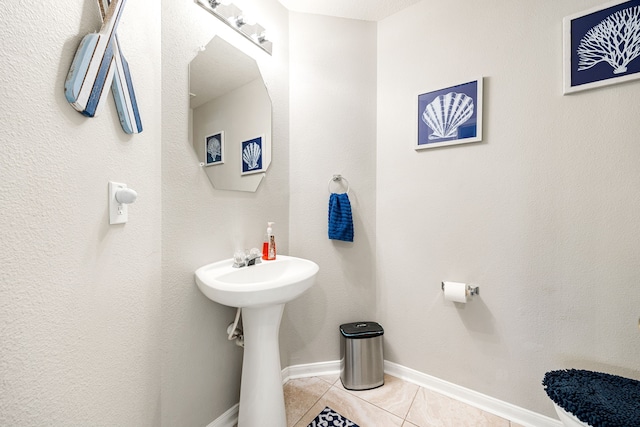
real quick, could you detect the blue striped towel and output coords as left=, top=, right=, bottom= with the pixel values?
left=328, top=193, right=354, bottom=242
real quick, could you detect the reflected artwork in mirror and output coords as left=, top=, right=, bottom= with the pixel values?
left=241, top=136, right=264, bottom=175
left=205, top=131, right=224, bottom=166
left=189, top=36, right=272, bottom=192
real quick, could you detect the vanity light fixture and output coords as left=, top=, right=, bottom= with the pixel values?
left=195, top=0, right=273, bottom=55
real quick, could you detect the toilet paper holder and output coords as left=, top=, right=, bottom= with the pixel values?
left=441, top=282, right=480, bottom=296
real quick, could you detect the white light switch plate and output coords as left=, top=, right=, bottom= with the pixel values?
left=109, top=181, right=128, bottom=225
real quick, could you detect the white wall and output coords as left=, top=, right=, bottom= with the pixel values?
left=377, top=0, right=640, bottom=417
left=284, top=13, right=377, bottom=366
left=0, top=1, right=162, bottom=425
left=161, top=0, right=290, bottom=425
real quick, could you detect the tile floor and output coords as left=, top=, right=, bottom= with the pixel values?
left=284, top=374, right=527, bottom=427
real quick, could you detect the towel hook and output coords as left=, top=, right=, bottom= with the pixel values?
left=328, top=174, right=349, bottom=194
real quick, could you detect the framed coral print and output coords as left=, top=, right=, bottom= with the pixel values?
left=241, top=136, right=264, bottom=175
left=564, top=0, right=640, bottom=94
left=204, top=131, right=224, bottom=166
left=416, top=78, right=483, bottom=150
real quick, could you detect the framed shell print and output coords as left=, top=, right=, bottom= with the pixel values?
left=240, top=136, right=264, bottom=175
left=416, top=78, right=483, bottom=150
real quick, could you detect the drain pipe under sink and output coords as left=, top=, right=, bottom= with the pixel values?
left=226, top=307, right=244, bottom=347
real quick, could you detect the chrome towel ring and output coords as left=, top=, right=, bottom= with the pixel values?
left=328, top=174, right=350, bottom=194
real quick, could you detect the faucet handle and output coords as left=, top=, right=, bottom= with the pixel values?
left=233, top=250, right=247, bottom=267
left=249, top=248, right=261, bottom=258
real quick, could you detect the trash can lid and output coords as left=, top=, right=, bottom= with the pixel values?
left=340, top=322, right=384, bottom=338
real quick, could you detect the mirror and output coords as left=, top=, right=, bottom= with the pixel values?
left=189, top=36, right=272, bottom=192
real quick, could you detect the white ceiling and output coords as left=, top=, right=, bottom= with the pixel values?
left=277, top=0, right=422, bottom=21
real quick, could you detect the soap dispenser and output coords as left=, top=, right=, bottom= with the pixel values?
left=263, top=222, right=276, bottom=260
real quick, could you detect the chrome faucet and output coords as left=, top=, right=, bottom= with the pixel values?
left=233, top=248, right=262, bottom=268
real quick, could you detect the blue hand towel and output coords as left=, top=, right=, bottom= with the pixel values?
left=328, top=193, right=354, bottom=242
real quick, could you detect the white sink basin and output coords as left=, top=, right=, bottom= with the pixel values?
left=195, top=255, right=319, bottom=308
left=195, top=254, right=319, bottom=426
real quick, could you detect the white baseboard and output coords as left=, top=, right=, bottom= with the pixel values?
left=281, top=360, right=341, bottom=383
left=383, top=361, right=562, bottom=427
left=208, top=360, right=562, bottom=427
left=205, top=403, right=238, bottom=427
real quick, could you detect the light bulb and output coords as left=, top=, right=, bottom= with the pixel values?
left=251, top=30, right=266, bottom=43
left=228, top=15, right=243, bottom=27
left=242, top=14, right=256, bottom=26
left=209, top=0, right=231, bottom=8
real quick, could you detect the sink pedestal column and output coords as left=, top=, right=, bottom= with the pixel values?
left=237, top=303, right=286, bottom=427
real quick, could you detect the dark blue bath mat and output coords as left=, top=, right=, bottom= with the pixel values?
left=307, top=406, right=360, bottom=427
left=543, top=369, right=640, bottom=427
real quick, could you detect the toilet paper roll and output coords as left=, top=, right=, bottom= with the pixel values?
left=443, top=281, right=468, bottom=303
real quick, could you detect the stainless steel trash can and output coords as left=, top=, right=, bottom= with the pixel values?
left=340, top=322, right=384, bottom=390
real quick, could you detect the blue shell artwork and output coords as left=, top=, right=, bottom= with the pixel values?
left=242, top=138, right=263, bottom=174
left=422, top=92, right=474, bottom=140
left=64, top=0, right=143, bottom=134
left=417, top=79, right=480, bottom=148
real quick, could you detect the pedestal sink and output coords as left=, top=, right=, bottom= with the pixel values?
left=195, top=255, right=319, bottom=427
